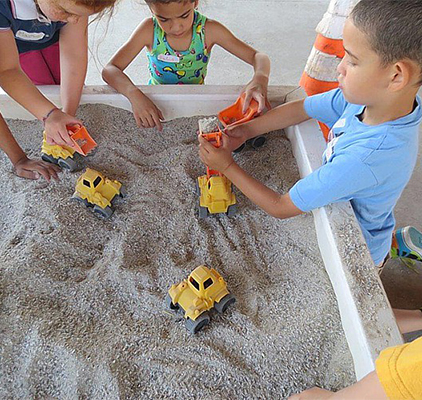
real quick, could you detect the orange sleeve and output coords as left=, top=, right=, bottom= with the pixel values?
left=375, top=337, right=422, bottom=400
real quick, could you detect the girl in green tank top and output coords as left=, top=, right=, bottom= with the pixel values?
left=147, top=10, right=209, bottom=85
left=103, top=0, right=270, bottom=131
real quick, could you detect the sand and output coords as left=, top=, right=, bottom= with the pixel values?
left=0, top=104, right=355, bottom=399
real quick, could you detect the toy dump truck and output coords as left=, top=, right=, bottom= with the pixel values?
left=41, top=125, right=97, bottom=172
left=197, top=126, right=237, bottom=218
left=72, top=168, right=125, bottom=219
left=166, top=265, right=236, bottom=334
left=218, top=92, right=267, bottom=152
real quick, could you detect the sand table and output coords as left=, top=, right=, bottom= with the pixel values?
left=0, top=104, right=354, bottom=398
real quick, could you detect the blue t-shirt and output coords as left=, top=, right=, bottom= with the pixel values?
left=0, top=0, right=65, bottom=53
left=289, top=89, right=422, bottom=264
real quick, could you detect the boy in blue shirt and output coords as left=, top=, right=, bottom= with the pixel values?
left=199, top=0, right=422, bottom=332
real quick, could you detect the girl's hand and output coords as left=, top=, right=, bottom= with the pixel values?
left=129, top=90, right=164, bottom=131
left=44, top=109, right=83, bottom=148
left=242, top=75, right=269, bottom=114
left=198, top=133, right=235, bottom=173
left=14, top=156, right=61, bottom=182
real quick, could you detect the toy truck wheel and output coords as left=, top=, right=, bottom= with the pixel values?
left=41, top=153, right=58, bottom=165
left=93, top=205, right=114, bottom=219
left=198, top=204, right=208, bottom=219
left=214, top=293, right=236, bottom=314
left=119, top=186, right=127, bottom=198
left=71, top=193, right=89, bottom=207
left=58, top=157, right=78, bottom=172
left=233, top=143, right=246, bottom=153
left=165, top=294, right=179, bottom=311
left=185, top=312, right=210, bottom=334
left=226, top=204, right=237, bottom=218
left=250, top=136, right=266, bottom=149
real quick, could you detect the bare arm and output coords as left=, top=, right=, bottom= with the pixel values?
left=198, top=134, right=303, bottom=219
left=289, top=371, right=388, bottom=400
left=0, top=114, right=60, bottom=181
left=227, top=99, right=311, bottom=147
left=0, top=30, right=81, bottom=147
left=102, top=18, right=152, bottom=98
left=102, top=18, right=164, bottom=130
left=0, top=30, right=60, bottom=120
left=206, top=20, right=270, bottom=112
left=59, top=17, right=88, bottom=116
left=224, top=162, right=302, bottom=219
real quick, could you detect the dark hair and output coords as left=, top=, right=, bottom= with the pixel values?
left=350, top=0, right=422, bottom=84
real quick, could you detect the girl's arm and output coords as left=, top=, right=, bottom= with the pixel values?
left=205, top=20, right=270, bottom=112
left=0, top=114, right=60, bottom=181
left=102, top=18, right=164, bottom=131
left=0, top=30, right=81, bottom=147
left=59, top=17, right=89, bottom=117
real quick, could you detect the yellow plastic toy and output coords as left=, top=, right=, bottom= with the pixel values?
left=41, top=132, right=79, bottom=171
left=197, top=125, right=237, bottom=218
left=41, top=125, right=97, bottom=172
left=72, top=168, right=125, bottom=219
left=166, top=265, right=235, bottom=334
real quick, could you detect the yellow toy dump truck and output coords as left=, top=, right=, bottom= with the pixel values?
left=166, top=265, right=236, bottom=334
left=72, top=168, right=125, bottom=219
left=196, top=173, right=237, bottom=218
left=197, top=122, right=237, bottom=219
left=41, top=133, right=79, bottom=171
left=41, top=125, right=97, bottom=172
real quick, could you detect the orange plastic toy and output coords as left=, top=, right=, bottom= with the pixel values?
left=197, top=124, right=237, bottom=218
left=218, top=92, right=259, bottom=128
left=68, top=125, right=97, bottom=156
left=199, top=124, right=223, bottom=178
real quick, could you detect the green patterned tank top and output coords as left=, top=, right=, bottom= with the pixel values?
left=146, top=11, right=210, bottom=85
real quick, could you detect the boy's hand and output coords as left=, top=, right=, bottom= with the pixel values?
left=242, top=75, right=268, bottom=114
left=224, top=125, right=250, bottom=151
left=14, top=156, right=61, bottom=182
left=289, top=387, right=334, bottom=400
left=44, top=109, right=82, bottom=148
left=129, top=90, right=164, bottom=131
left=198, top=133, right=235, bottom=173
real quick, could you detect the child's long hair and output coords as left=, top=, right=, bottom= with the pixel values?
left=74, top=0, right=118, bottom=14
left=144, top=0, right=196, bottom=4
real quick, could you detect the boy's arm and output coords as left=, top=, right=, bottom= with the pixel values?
left=102, top=18, right=164, bottom=130
left=0, top=114, right=60, bottom=181
left=226, top=99, right=310, bottom=151
left=198, top=134, right=303, bottom=219
left=205, top=20, right=270, bottom=112
left=0, top=30, right=81, bottom=147
left=59, top=17, right=88, bottom=117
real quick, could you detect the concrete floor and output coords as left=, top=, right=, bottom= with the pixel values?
left=87, top=0, right=422, bottom=307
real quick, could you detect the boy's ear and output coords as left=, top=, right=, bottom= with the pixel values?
left=389, top=60, right=415, bottom=91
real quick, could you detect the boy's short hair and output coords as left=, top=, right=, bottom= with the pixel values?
left=350, top=0, right=422, bottom=84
